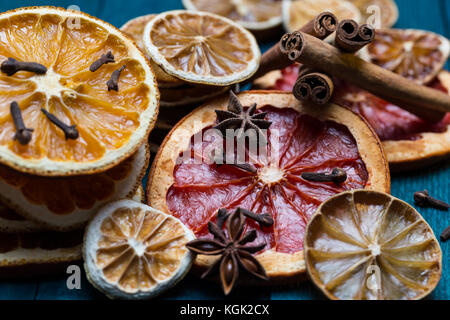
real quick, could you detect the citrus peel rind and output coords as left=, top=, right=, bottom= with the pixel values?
left=0, top=7, right=159, bottom=176
left=181, top=0, right=282, bottom=31
left=304, top=190, right=442, bottom=300
left=0, top=143, right=149, bottom=231
left=83, top=200, right=195, bottom=300
left=143, top=10, right=261, bottom=86
left=0, top=203, right=43, bottom=233
left=282, top=0, right=361, bottom=33
left=147, top=91, right=390, bottom=281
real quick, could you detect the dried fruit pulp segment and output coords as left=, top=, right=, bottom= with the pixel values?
left=0, top=12, right=150, bottom=162
left=266, top=65, right=450, bottom=141
left=167, top=106, right=369, bottom=254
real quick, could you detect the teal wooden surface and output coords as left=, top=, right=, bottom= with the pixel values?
left=0, top=0, right=448, bottom=300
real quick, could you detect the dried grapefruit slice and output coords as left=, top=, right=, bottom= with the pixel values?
left=348, top=0, right=398, bottom=28
left=364, top=29, right=450, bottom=84
left=182, top=0, right=282, bottom=32
left=0, top=7, right=158, bottom=176
left=147, top=91, right=389, bottom=281
left=120, top=14, right=184, bottom=88
left=143, top=10, right=260, bottom=86
left=84, top=200, right=195, bottom=299
left=305, top=190, right=442, bottom=300
left=0, top=143, right=149, bottom=231
left=0, top=228, right=83, bottom=278
left=282, top=0, right=361, bottom=33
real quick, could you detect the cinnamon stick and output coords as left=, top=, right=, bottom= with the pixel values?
left=284, top=32, right=449, bottom=122
left=334, top=20, right=375, bottom=53
left=250, top=12, right=338, bottom=81
left=293, top=67, right=334, bottom=105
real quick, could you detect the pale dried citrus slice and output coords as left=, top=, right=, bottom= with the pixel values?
left=147, top=91, right=390, bottom=283
left=348, top=0, right=398, bottom=28
left=84, top=200, right=195, bottom=299
left=144, top=10, right=260, bottom=86
left=305, top=190, right=442, bottom=300
left=0, top=7, right=158, bottom=176
left=182, top=0, right=282, bottom=32
left=0, top=143, right=149, bottom=231
left=282, top=0, right=361, bottom=32
left=0, top=228, right=83, bottom=277
left=364, top=29, right=450, bottom=84
left=120, top=14, right=184, bottom=88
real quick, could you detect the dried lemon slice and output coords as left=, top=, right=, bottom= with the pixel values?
left=84, top=200, right=195, bottom=299
left=305, top=190, right=442, bottom=300
left=282, top=0, right=361, bottom=32
left=365, top=29, right=450, bottom=84
left=0, top=7, right=158, bottom=176
left=348, top=0, right=398, bottom=28
left=144, top=10, right=260, bottom=86
left=182, top=0, right=282, bottom=32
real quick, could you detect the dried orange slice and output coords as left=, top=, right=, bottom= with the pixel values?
left=282, top=0, right=361, bottom=32
left=364, top=29, right=450, bottom=84
left=0, top=228, right=83, bottom=278
left=147, top=91, right=390, bottom=282
left=348, top=0, right=398, bottom=28
left=0, top=203, right=43, bottom=233
left=120, top=14, right=184, bottom=88
left=160, top=84, right=231, bottom=107
left=143, top=10, right=260, bottom=86
left=0, top=7, right=158, bottom=176
left=182, top=0, right=282, bottom=32
left=305, top=190, right=442, bottom=300
left=0, top=143, right=149, bottom=231
left=83, top=200, right=195, bottom=299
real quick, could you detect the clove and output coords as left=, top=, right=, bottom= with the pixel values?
left=10, top=101, right=33, bottom=145
left=238, top=208, right=274, bottom=228
left=41, top=109, right=79, bottom=140
left=414, top=190, right=449, bottom=210
left=441, top=226, right=450, bottom=242
left=301, top=168, right=347, bottom=184
left=1, top=58, right=47, bottom=76
left=89, top=51, right=115, bottom=72
left=107, top=65, right=126, bottom=91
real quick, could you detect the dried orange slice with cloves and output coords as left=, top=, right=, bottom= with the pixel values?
left=282, top=0, right=361, bottom=33
left=83, top=200, right=195, bottom=299
left=0, top=143, right=149, bottom=231
left=0, top=7, right=158, bottom=176
left=147, top=91, right=390, bottom=283
left=182, top=0, right=282, bottom=34
left=143, top=10, right=260, bottom=86
left=364, top=29, right=450, bottom=84
left=305, top=190, right=442, bottom=300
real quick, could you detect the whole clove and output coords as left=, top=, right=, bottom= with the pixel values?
left=107, top=65, right=126, bottom=91
left=41, top=109, right=79, bottom=140
left=10, top=101, right=33, bottom=145
left=89, top=51, right=115, bottom=72
left=414, top=190, right=449, bottom=210
left=1, top=58, right=47, bottom=76
left=301, top=168, right=347, bottom=184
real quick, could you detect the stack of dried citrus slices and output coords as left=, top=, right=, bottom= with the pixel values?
left=254, top=28, right=450, bottom=171
left=0, top=7, right=158, bottom=275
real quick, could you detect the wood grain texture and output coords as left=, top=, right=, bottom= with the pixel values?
left=0, top=0, right=448, bottom=300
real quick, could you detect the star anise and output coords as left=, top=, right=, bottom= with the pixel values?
left=214, top=91, right=272, bottom=144
left=186, top=208, right=269, bottom=295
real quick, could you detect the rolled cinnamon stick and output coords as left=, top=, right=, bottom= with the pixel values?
left=293, top=67, right=334, bottom=105
left=250, top=12, right=338, bottom=81
left=284, top=32, right=449, bottom=122
left=334, top=20, right=375, bottom=53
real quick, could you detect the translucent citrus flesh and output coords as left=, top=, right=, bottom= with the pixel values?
left=305, top=191, right=441, bottom=300
left=0, top=229, right=83, bottom=253
left=149, top=12, right=255, bottom=77
left=0, top=13, right=150, bottom=162
left=0, top=150, right=135, bottom=215
left=348, top=0, right=396, bottom=27
left=287, top=0, right=360, bottom=32
left=368, top=30, right=446, bottom=84
left=96, top=207, right=191, bottom=293
left=166, top=106, right=369, bottom=254
left=189, top=0, right=281, bottom=23
left=263, top=65, right=450, bottom=141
